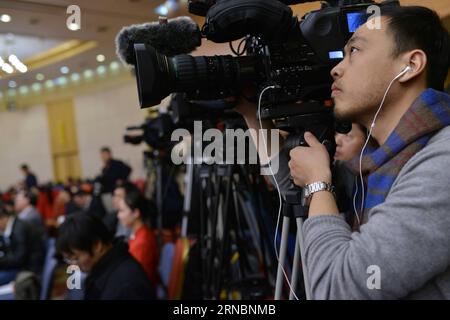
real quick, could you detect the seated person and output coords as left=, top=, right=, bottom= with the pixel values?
left=117, top=187, right=158, bottom=290
left=102, top=183, right=133, bottom=239
left=56, top=213, right=154, bottom=300
left=14, top=190, right=45, bottom=240
left=0, top=205, right=31, bottom=285
left=71, top=186, right=106, bottom=220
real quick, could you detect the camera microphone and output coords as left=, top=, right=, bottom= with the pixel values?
left=115, top=16, right=202, bottom=66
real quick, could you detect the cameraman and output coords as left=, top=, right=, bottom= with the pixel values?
left=236, top=6, right=450, bottom=299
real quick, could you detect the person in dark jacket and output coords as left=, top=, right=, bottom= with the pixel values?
left=20, top=164, right=38, bottom=189
left=0, top=207, right=30, bottom=286
left=56, top=213, right=154, bottom=300
left=71, top=187, right=107, bottom=221
left=98, top=147, right=132, bottom=194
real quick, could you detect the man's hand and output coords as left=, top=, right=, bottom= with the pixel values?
left=288, top=132, right=332, bottom=187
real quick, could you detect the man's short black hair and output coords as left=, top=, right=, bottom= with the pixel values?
left=56, top=213, right=112, bottom=256
left=380, top=6, right=450, bottom=91
left=100, top=146, right=111, bottom=154
left=21, top=190, right=37, bottom=206
left=20, top=164, right=29, bottom=171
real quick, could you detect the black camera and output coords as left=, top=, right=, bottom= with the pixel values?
left=124, top=113, right=175, bottom=150
left=134, top=0, right=399, bottom=112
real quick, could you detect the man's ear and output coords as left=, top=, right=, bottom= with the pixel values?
left=92, top=240, right=103, bottom=256
left=398, top=49, right=428, bottom=84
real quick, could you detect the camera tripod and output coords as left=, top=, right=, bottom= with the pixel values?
left=177, top=128, right=279, bottom=300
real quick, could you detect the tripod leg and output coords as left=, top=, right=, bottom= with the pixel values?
left=289, top=229, right=301, bottom=300
left=274, top=214, right=290, bottom=300
left=296, top=217, right=311, bottom=300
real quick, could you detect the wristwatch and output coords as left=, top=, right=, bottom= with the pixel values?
left=303, top=181, right=335, bottom=201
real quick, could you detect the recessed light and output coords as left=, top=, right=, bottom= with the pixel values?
left=36, top=73, right=45, bottom=81
left=60, top=66, right=70, bottom=74
left=19, top=86, right=29, bottom=95
left=0, top=14, right=11, bottom=23
left=110, top=61, right=120, bottom=71
left=8, top=80, right=17, bottom=88
left=56, top=76, right=68, bottom=86
left=45, top=80, right=54, bottom=89
left=71, top=73, right=81, bottom=82
left=96, top=54, right=106, bottom=62
left=83, top=69, right=94, bottom=79
left=32, top=83, right=42, bottom=92
left=97, top=65, right=107, bottom=75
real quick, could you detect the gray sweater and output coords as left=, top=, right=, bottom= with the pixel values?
left=274, top=125, right=450, bottom=299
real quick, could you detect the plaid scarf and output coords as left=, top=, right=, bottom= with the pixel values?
left=347, top=89, right=450, bottom=223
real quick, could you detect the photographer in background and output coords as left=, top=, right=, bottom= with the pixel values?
left=19, top=164, right=38, bottom=190
left=236, top=6, right=450, bottom=299
left=97, top=147, right=132, bottom=195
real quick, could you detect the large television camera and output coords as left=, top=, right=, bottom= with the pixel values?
left=134, top=0, right=399, bottom=114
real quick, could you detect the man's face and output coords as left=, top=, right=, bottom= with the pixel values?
left=14, top=192, right=29, bottom=212
left=112, top=187, right=125, bottom=211
left=335, top=123, right=366, bottom=161
left=73, top=194, right=87, bottom=209
left=100, top=151, right=111, bottom=164
left=331, top=17, right=401, bottom=123
left=63, top=243, right=105, bottom=273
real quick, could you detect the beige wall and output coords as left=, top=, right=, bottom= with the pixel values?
left=0, top=82, right=148, bottom=190
left=73, top=82, right=148, bottom=183
left=0, top=104, right=54, bottom=190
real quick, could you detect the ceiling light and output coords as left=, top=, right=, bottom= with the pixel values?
left=83, top=69, right=94, bottom=79
left=16, top=64, right=27, bottom=73
left=155, top=5, right=169, bottom=16
left=110, top=61, right=120, bottom=71
left=0, top=14, right=11, bottom=23
left=71, top=73, right=81, bottom=82
left=2, top=63, right=14, bottom=74
left=96, top=54, right=105, bottom=62
left=8, top=80, right=17, bottom=88
left=8, top=54, right=28, bottom=73
left=45, top=80, right=54, bottom=89
left=60, top=66, right=70, bottom=74
left=36, top=73, right=45, bottom=81
left=56, top=76, right=68, bottom=86
left=19, top=86, right=29, bottom=95
left=97, top=65, right=106, bottom=75
left=32, top=83, right=42, bottom=92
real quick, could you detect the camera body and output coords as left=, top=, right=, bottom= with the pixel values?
left=134, top=0, right=399, bottom=113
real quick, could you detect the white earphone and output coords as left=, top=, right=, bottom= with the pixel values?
left=353, top=64, right=413, bottom=225
left=396, top=65, right=411, bottom=79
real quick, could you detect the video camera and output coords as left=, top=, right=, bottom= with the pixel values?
left=123, top=113, right=175, bottom=150
left=134, top=0, right=399, bottom=113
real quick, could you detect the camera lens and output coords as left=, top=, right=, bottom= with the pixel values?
left=134, top=43, right=256, bottom=108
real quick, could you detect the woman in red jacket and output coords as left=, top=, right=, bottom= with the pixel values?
left=117, top=187, right=159, bottom=289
